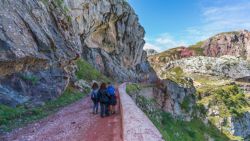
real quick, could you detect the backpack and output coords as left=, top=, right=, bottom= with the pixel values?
left=107, top=86, right=115, bottom=96
left=99, top=90, right=109, bottom=103
left=91, top=90, right=98, bottom=101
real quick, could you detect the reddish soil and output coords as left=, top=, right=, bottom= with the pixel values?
left=2, top=91, right=123, bottom=141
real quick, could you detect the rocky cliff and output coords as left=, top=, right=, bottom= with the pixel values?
left=0, top=0, right=155, bottom=107
left=202, top=30, right=250, bottom=60
left=148, top=30, right=250, bottom=140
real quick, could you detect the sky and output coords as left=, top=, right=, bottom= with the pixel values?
left=127, top=0, right=250, bottom=52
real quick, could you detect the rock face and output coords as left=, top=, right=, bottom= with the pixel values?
left=202, top=30, right=250, bottom=60
left=153, top=79, right=196, bottom=120
left=0, top=0, right=155, bottom=107
left=164, top=56, right=250, bottom=79
left=229, top=112, right=250, bottom=139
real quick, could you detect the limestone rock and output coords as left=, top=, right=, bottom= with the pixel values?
left=202, top=30, right=250, bottom=60
left=163, top=56, right=250, bottom=79
left=228, top=112, right=250, bottom=139
left=153, top=79, right=196, bottom=120
left=0, top=0, right=156, bottom=106
left=145, top=49, right=158, bottom=56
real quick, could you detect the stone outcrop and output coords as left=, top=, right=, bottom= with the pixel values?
left=163, top=56, right=250, bottom=79
left=0, top=0, right=155, bottom=107
left=202, top=30, right=250, bottom=60
left=144, top=49, right=158, bottom=56
left=228, top=112, right=250, bottom=139
left=153, top=79, right=196, bottom=120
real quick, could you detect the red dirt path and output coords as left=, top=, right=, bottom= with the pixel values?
left=2, top=91, right=123, bottom=141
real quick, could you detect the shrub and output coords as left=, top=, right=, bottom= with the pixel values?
left=21, top=74, right=39, bottom=85
left=126, top=83, right=141, bottom=95
left=181, top=96, right=191, bottom=112
left=169, top=67, right=184, bottom=76
left=76, top=59, right=110, bottom=82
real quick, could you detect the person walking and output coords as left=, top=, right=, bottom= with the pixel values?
left=90, top=82, right=99, bottom=114
left=98, top=83, right=110, bottom=117
left=107, top=82, right=116, bottom=114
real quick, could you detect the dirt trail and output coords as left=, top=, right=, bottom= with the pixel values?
left=2, top=90, right=123, bottom=141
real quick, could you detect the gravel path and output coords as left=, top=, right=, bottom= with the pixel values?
left=2, top=91, right=123, bottom=141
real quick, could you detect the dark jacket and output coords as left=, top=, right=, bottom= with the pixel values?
left=98, top=89, right=110, bottom=104
left=91, top=89, right=99, bottom=102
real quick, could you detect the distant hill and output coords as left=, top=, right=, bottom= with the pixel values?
left=149, top=30, right=250, bottom=66
left=144, top=49, right=158, bottom=56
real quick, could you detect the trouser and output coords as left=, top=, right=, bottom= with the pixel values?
left=100, top=102, right=109, bottom=116
left=92, top=101, right=98, bottom=113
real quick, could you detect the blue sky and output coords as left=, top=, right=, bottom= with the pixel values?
left=128, top=0, right=250, bottom=51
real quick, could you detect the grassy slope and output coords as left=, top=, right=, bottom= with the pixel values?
left=0, top=59, right=110, bottom=133
left=0, top=87, right=86, bottom=132
left=126, top=83, right=230, bottom=141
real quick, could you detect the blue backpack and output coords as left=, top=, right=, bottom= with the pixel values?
left=107, top=86, right=115, bottom=96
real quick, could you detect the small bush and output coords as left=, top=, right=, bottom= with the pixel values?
left=21, top=74, right=39, bottom=85
left=126, top=83, right=141, bottom=95
left=213, top=85, right=248, bottom=116
left=181, top=96, right=191, bottom=112
left=169, top=67, right=184, bottom=76
left=76, top=59, right=110, bottom=82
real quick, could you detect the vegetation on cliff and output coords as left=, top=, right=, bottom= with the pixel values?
left=126, top=84, right=230, bottom=141
left=76, top=59, right=110, bottom=82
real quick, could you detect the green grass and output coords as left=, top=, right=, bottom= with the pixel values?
left=76, top=59, right=110, bottom=82
left=20, top=74, right=39, bottom=85
left=197, top=84, right=249, bottom=117
left=0, top=87, right=87, bottom=132
left=126, top=83, right=141, bottom=95
left=188, top=41, right=205, bottom=56
left=169, top=67, right=184, bottom=76
left=180, top=95, right=192, bottom=112
left=213, top=85, right=249, bottom=116
left=155, top=112, right=230, bottom=141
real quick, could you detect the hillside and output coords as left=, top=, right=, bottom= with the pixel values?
left=148, top=31, right=250, bottom=140
left=149, top=30, right=250, bottom=70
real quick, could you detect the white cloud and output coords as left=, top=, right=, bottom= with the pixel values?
left=185, top=1, right=250, bottom=42
left=143, top=43, right=161, bottom=52
left=144, top=34, right=187, bottom=52
left=144, top=0, right=250, bottom=52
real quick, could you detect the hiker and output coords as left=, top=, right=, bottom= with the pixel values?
left=98, top=83, right=110, bottom=117
left=91, top=82, right=99, bottom=114
left=107, top=82, right=116, bottom=114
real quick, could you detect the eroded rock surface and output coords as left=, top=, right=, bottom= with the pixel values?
left=0, top=0, right=155, bottom=106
